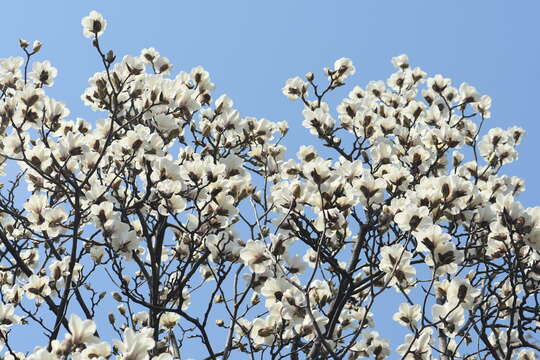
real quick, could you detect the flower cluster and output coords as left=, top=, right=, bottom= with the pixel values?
left=0, top=10, right=537, bottom=360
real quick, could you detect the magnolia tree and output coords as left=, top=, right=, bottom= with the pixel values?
left=0, top=10, right=538, bottom=360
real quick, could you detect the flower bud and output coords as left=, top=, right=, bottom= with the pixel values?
left=105, top=50, right=116, bottom=63
left=19, top=39, right=29, bottom=49
left=117, top=304, right=126, bottom=315
left=32, top=40, right=42, bottom=53
left=112, top=292, right=122, bottom=302
left=251, top=294, right=260, bottom=305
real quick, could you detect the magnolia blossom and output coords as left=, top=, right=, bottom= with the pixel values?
left=72, top=342, right=111, bottom=360
left=391, top=54, right=409, bottom=70
left=432, top=302, right=464, bottom=337
left=0, top=303, right=21, bottom=330
left=379, top=244, right=416, bottom=290
left=240, top=240, right=272, bottom=274
left=392, top=303, right=421, bottom=327
left=64, top=314, right=99, bottom=346
left=282, top=77, right=307, bottom=100
left=426, top=240, right=463, bottom=276
left=394, top=205, right=432, bottom=232
left=113, top=328, right=155, bottom=360
left=447, top=277, right=480, bottom=309
left=28, top=60, right=57, bottom=86
left=27, top=349, right=56, bottom=360
left=352, top=331, right=391, bottom=359
left=159, top=312, right=180, bottom=330
left=24, top=275, right=51, bottom=302
left=81, top=11, right=107, bottom=38
left=396, top=327, right=433, bottom=360
left=250, top=317, right=276, bottom=345
left=331, top=57, right=355, bottom=82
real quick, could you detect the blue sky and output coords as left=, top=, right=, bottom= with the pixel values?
left=2, top=1, right=538, bottom=207
left=1, top=0, right=539, bottom=355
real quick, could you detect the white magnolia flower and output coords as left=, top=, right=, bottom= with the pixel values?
left=447, top=277, right=480, bottom=309
left=25, top=194, right=49, bottom=227
left=432, top=302, right=464, bottom=337
left=487, top=329, right=520, bottom=358
left=352, top=331, right=390, bottom=359
left=240, top=240, right=272, bottom=274
left=396, top=327, right=433, bottom=360
left=3, top=352, right=25, bottom=360
left=297, top=310, right=328, bottom=341
left=260, top=277, right=290, bottom=306
left=392, top=303, right=421, bottom=327
left=391, top=54, right=409, bottom=70
left=27, top=348, right=56, bottom=360
left=379, top=244, right=416, bottom=290
left=2, top=285, right=24, bottom=304
left=159, top=312, right=180, bottom=330
left=72, top=342, right=111, bottom=360
left=413, top=225, right=451, bottom=253
left=517, top=349, right=537, bottom=360
left=426, top=240, right=463, bottom=276
left=81, top=11, right=107, bottom=38
left=64, top=314, right=98, bottom=346
left=233, top=318, right=251, bottom=338
left=123, top=55, right=144, bottom=75
left=114, top=328, right=155, bottom=360
left=282, top=77, right=307, bottom=100
left=140, top=47, right=160, bottom=64
left=458, top=83, right=480, bottom=104
left=24, top=275, right=51, bottom=301
left=332, top=57, right=355, bottom=82
left=283, top=253, right=307, bottom=274
left=251, top=317, right=276, bottom=345
left=394, top=205, right=432, bottom=232
left=29, top=60, right=57, bottom=86
left=0, top=302, right=21, bottom=329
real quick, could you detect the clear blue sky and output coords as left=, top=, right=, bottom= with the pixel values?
left=1, top=0, right=539, bottom=355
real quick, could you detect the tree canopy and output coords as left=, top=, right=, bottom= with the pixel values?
left=0, top=10, right=538, bottom=360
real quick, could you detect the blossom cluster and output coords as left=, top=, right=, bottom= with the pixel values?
left=0, top=10, right=537, bottom=360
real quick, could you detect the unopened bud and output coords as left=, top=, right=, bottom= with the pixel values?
left=252, top=191, right=261, bottom=203
left=251, top=294, right=260, bottom=306
left=19, top=39, right=29, bottom=49
left=108, top=312, right=115, bottom=324
left=112, top=292, right=122, bottom=302
left=214, top=295, right=224, bottom=304
left=305, top=72, right=314, bottom=81
left=117, top=304, right=126, bottom=315
left=32, top=40, right=42, bottom=53
left=361, top=151, right=369, bottom=163
left=105, top=50, right=116, bottom=63
left=292, top=184, right=301, bottom=198
left=215, top=319, right=225, bottom=327
left=53, top=267, right=62, bottom=280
